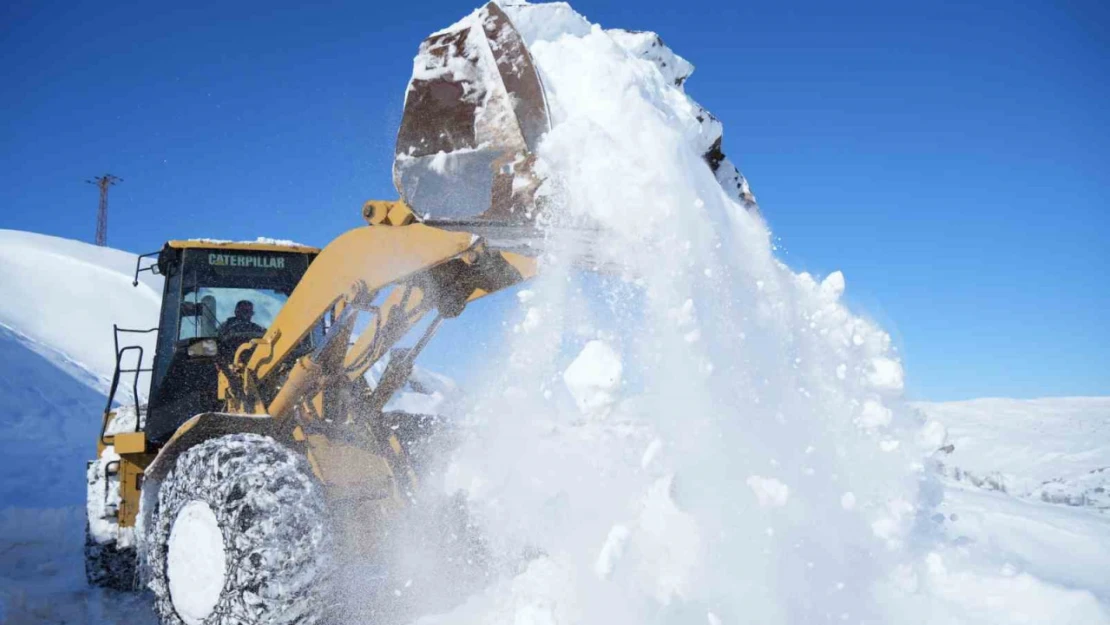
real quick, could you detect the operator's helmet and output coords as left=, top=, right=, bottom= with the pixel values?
left=235, top=300, right=254, bottom=319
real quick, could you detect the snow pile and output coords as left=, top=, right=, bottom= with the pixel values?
left=406, top=3, right=1110, bottom=624
left=104, top=403, right=144, bottom=436
left=86, top=446, right=124, bottom=545
left=506, top=2, right=754, bottom=212
left=605, top=30, right=693, bottom=88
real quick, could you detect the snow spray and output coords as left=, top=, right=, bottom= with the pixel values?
left=404, top=3, right=933, bottom=625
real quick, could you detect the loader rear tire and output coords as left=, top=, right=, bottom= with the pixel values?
left=84, top=525, right=138, bottom=590
left=85, top=451, right=139, bottom=591
left=145, top=433, right=331, bottom=625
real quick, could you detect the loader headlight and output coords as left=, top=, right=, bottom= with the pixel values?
left=187, top=339, right=218, bottom=358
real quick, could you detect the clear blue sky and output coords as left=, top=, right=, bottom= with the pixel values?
left=2, top=0, right=1106, bottom=401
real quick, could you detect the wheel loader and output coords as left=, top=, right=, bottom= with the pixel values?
left=85, top=4, right=549, bottom=624
left=85, top=4, right=746, bottom=623
left=86, top=216, right=538, bottom=621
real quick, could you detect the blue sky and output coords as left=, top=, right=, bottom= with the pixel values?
left=2, top=0, right=1106, bottom=400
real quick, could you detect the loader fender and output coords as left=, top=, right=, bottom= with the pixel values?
left=145, top=412, right=281, bottom=482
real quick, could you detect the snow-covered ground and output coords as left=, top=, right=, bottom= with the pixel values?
left=913, top=399, right=1110, bottom=622
left=919, top=398, right=1110, bottom=511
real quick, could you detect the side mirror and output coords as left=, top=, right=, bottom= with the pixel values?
left=132, top=250, right=161, bottom=288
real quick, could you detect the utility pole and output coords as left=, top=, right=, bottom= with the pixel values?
left=87, top=174, right=121, bottom=247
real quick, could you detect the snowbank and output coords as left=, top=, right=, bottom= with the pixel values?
left=0, top=231, right=164, bottom=622
left=0, top=324, right=107, bottom=508
left=0, top=230, right=162, bottom=390
left=0, top=232, right=161, bottom=507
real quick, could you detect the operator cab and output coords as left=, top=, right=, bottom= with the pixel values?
left=144, top=241, right=319, bottom=444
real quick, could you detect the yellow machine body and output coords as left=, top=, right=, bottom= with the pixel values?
left=88, top=3, right=552, bottom=603
left=97, top=201, right=537, bottom=557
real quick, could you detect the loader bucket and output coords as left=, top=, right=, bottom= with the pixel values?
left=394, top=1, right=550, bottom=248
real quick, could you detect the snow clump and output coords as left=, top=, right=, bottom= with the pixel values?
left=746, top=475, right=791, bottom=509
left=562, top=340, right=622, bottom=418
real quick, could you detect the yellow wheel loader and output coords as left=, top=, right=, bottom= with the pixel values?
left=86, top=2, right=748, bottom=620
left=87, top=223, right=537, bottom=621
left=85, top=4, right=551, bottom=624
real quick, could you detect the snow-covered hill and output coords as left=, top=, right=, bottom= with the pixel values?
left=913, top=398, right=1110, bottom=620
left=0, top=230, right=163, bottom=388
left=918, top=397, right=1110, bottom=512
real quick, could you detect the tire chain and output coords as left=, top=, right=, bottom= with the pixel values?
left=146, top=434, right=333, bottom=625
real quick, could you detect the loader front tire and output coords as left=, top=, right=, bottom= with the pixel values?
left=145, top=433, right=331, bottom=625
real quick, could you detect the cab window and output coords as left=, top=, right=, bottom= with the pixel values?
left=179, top=287, right=290, bottom=340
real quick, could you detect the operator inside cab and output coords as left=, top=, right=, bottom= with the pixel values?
left=219, top=300, right=265, bottom=338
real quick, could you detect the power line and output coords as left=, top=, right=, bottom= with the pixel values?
left=86, top=174, right=122, bottom=247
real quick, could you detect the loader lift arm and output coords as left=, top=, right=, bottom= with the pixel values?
left=226, top=214, right=537, bottom=428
